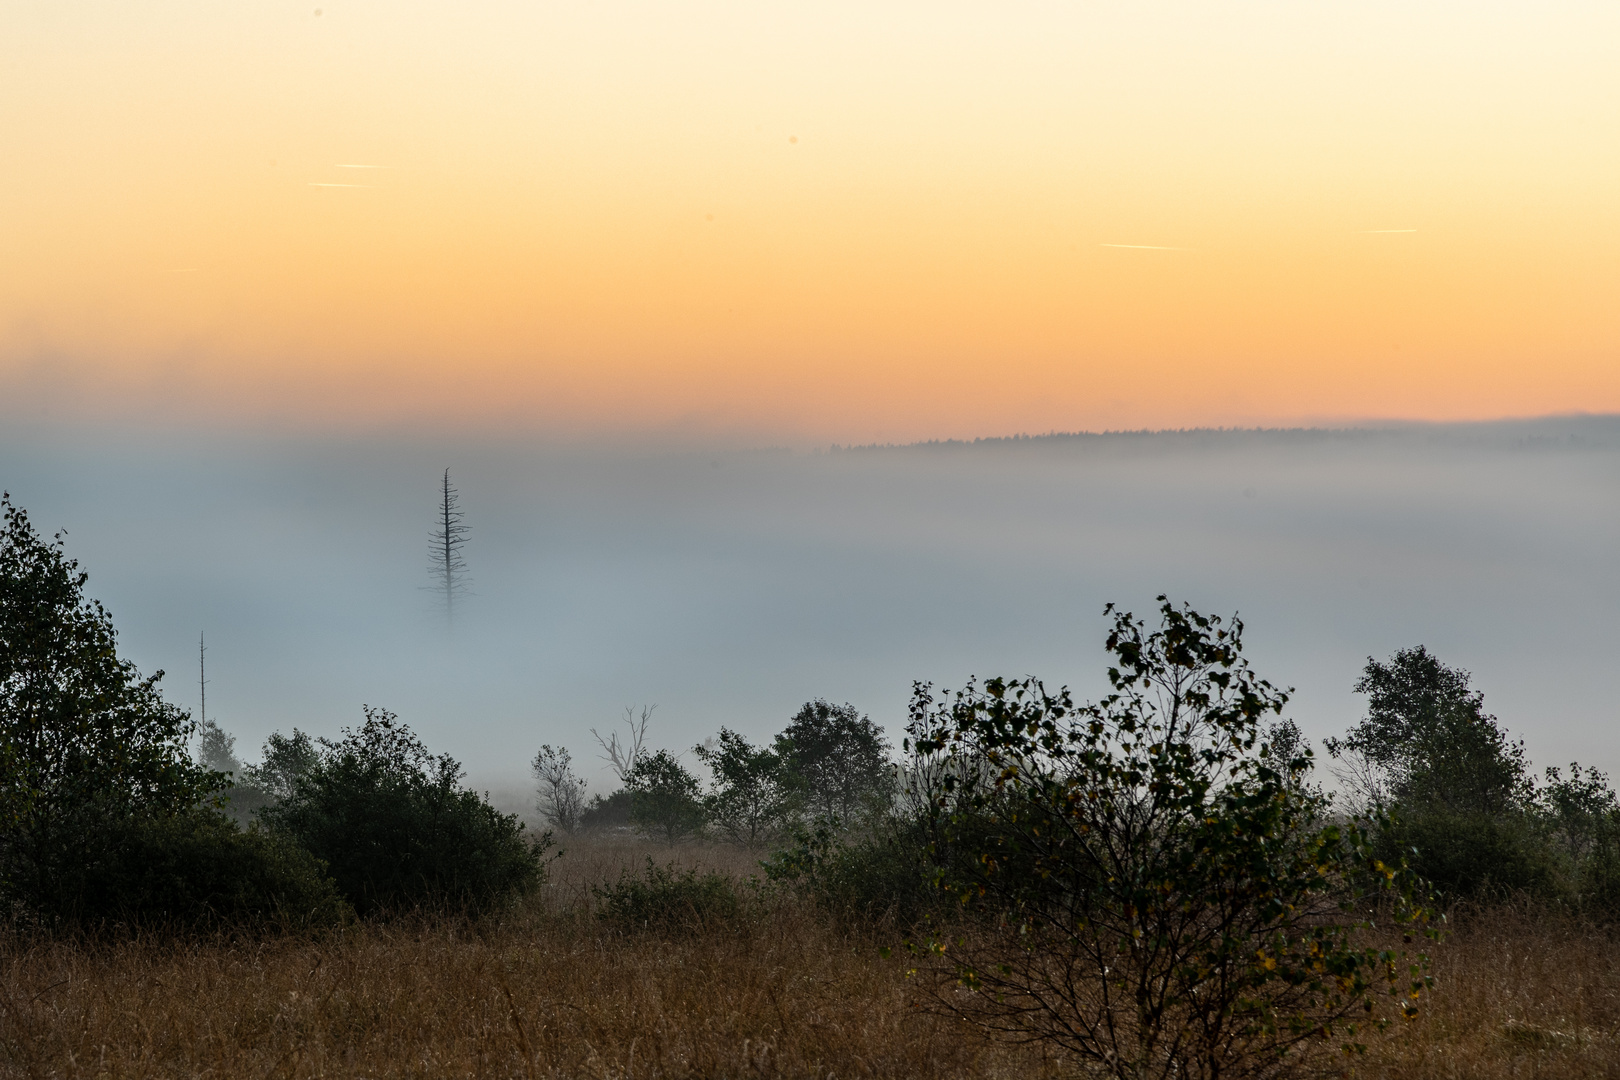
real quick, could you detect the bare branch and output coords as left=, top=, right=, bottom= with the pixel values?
left=591, top=705, right=654, bottom=783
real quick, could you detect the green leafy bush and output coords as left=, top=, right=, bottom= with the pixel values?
left=905, top=598, right=1435, bottom=1080
left=1536, top=763, right=1620, bottom=914
left=262, top=707, right=549, bottom=916
left=1328, top=646, right=1532, bottom=816
left=579, top=789, right=634, bottom=831
left=1376, top=806, right=1557, bottom=901
left=592, top=858, right=742, bottom=933
left=2, top=493, right=251, bottom=926
left=696, top=728, right=793, bottom=849
left=1329, top=649, right=1620, bottom=911
left=48, top=807, right=349, bottom=931
left=762, top=819, right=941, bottom=927
left=241, top=728, right=321, bottom=803
left=1576, top=838, right=1620, bottom=916
left=624, top=749, right=706, bottom=845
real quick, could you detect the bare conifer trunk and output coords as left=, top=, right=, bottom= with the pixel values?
left=199, top=631, right=207, bottom=725
left=429, top=468, right=471, bottom=625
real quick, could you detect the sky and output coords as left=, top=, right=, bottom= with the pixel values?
left=2, top=4, right=1617, bottom=811
left=3, top=0, right=1618, bottom=441
left=2, top=419, right=1616, bottom=809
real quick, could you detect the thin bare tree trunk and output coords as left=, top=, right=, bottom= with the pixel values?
left=429, top=468, right=471, bottom=625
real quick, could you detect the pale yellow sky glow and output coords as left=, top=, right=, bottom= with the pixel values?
left=2, top=0, right=1616, bottom=440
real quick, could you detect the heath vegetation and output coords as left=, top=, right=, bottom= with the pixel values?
left=5, top=489, right=1620, bottom=1079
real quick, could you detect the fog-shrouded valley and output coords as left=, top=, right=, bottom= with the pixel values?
left=9, top=1, right=1620, bottom=1072
left=4, top=414, right=1616, bottom=805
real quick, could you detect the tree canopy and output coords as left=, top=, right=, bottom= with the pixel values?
left=1, top=493, right=220, bottom=914
left=624, top=749, right=706, bottom=845
left=1328, top=646, right=1531, bottom=815
left=262, top=706, right=546, bottom=916
left=777, top=699, right=893, bottom=826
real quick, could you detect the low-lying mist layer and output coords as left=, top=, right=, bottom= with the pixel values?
left=3, top=416, right=1616, bottom=791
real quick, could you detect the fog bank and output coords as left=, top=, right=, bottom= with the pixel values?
left=4, top=417, right=1616, bottom=799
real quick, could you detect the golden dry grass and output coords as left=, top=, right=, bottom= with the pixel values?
left=1355, top=904, right=1620, bottom=1079
left=0, top=840, right=1062, bottom=1080
left=2, top=841, right=1618, bottom=1079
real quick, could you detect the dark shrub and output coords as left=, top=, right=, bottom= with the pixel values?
left=56, top=807, right=349, bottom=931
left=592, top=858, right=741, bottom=933
left=1329, top=645, right=1532, bottom=814
left=580, top=789, right=634, bottom=831
left=262, top=707, right=548, bottom=916
left=695, top=728, right=793, bottom=849
left=624, top=750, right=706, bottom=845
left=1330, top=649, right=1620, bottom=910
left=1378, top=806, right=1558, bottom=902
left=1537, top=763, right=1620, bottom=916
left=762, top=820, right=942, bottom=927
left=901, top=599, right=1435, bottom=1080
left=776, top=700, right=894, bottom=828
left=1578, top=840, right=1620, bottom=916
left=1, top=494, right=272, bottom=927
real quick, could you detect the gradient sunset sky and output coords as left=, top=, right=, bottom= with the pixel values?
left=4, top=1, right=1616, bottom=441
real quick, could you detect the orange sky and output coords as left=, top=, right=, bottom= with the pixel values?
left=3, top=1, right=1616, bottom=441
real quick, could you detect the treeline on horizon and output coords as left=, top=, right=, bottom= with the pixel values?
left=829, top=412, right=1620, bottom=453
left=6, top=487, right=1620, bottom=1075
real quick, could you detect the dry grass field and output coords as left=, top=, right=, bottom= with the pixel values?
left=3, top=840, right=1618, bottom=1079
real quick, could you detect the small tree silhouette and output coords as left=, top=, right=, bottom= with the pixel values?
left=906, top=598, right=1435, bottom=1080
left=428, top=469, right=471, bottom=624
left=625, top=749, right=706, bottom=845
left=532, top=744, right=587, bottom=834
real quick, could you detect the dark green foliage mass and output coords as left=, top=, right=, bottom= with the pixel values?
left=592, top=858, right=741, bottom=933
left=0, top=496, right=211, bottom=826
left=1376, top=804, right=1557, bottom=900
left=580, top=789, right=634, bottom=831
left=761, top=817, right=941, bottom=927
left=0, top=493, right=345, bottom=930
left=1538, top=763, right=1620, bottom=910
left=47, top=806, right=350, bottom=930
left=1327, top=647, right=1620, bottom=906
left=2, top=493, right=209, bottom=919
left=624, top=749, right=706, bottom=845
left=903, top=599, right=1433, bottom=1080
left=243, top=728, right=321, bottom=803
left=695, top=728, right=793, bottom=849
left=1329, top=646, right=1532, bottom=815
left=776, top=699, right=894, bottom=827
left=261, top=707, right=548, bottom=916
